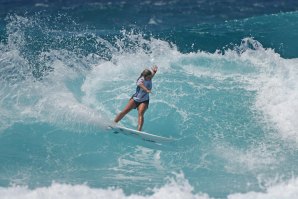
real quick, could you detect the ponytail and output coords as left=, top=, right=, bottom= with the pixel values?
left=137, top=69, right=152, bottom=81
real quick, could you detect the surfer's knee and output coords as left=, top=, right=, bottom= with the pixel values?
left=138, top=104, right=148, bottom=114
left=138, top=109, right=146, bottom=117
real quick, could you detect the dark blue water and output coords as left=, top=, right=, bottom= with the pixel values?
left=1, top=1, right=298, bottom=198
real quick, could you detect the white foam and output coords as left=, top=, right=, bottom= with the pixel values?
left=228, top=177, right=298, bottom=199
left=0, top=173, right=210, bottom=199
left=0, top=15, right=111, bottom=132
left=231, top=38, right=298, bottom=143
left=1, top=176, right=298, bottom=199
left=193, top=38, right=298, bottom=144
left=0, top=51, right=106, bottom=133
left=255, top=57, right=298, bottom=143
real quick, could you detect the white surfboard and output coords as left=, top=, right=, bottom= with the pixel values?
left=108, top=125, right=174, bottom=143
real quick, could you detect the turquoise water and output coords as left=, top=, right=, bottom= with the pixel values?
left=1, top=1, right=298, bottom=198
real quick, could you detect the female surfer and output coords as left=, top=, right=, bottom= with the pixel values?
left=114, top=66, right=158, bottom=131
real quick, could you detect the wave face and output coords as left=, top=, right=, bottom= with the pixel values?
left=1, top=1, right=298, bottom=198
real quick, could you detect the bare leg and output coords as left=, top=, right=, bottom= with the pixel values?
left=137, top=103, right=148, bottom=131
left=114, top=99, right=136, bottom=123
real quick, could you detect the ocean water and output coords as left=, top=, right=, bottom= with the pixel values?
left=1, top=0, right=298, bottom=198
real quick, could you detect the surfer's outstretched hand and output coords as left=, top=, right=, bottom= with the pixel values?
left=151, top=65, right=158, bottom=73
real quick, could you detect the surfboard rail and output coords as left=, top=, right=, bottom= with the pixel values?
left=108, top=125, right=174, bottom=143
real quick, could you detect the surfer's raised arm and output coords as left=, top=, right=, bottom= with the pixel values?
left=151, top=65, right=158, bottom=79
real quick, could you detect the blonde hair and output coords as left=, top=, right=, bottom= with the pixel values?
left=137, top=69, right=152, bottom=81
